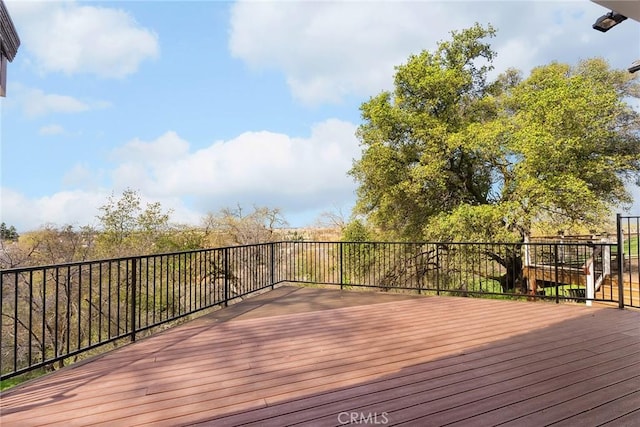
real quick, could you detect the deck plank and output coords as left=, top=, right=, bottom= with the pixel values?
left=203, top=334, right=634, bottom=426
left=599, top=406, right=640, bottom=426
left=1, top=286, right=639, bottom=427
left=503, top=388, right=640, bottom=427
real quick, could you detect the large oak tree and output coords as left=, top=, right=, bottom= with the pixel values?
left=350, top=24, right=640, bottom=243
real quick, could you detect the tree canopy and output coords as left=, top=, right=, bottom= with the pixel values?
left=0, top=222, right=19, bottom=241
left=350, top=23, right=640, bottom=241
left=95, top=188, right=174, bottom=256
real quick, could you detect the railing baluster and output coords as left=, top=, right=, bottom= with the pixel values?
left=54, top=267, right=59, bottom=358
left=131, top=258, right=137, bottom=342
left=28, top=270, right=33, bottom=367
left=13, top=272, right=18, bottom=373
left=77, top=266, right=82, bottom=353
left=224, top=248, right=229, bottom=307
left=65, top=266, right=71, bottom=357
left=88, top=264, right=93, bottom=347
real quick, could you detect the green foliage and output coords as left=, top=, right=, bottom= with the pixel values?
left=341, top=218, right=372, bottom=242
left=284, top=230, right=305, bottom=242
left=0, top=222, right=19, bottom=241
left=351, top=23, right=640, bottom=242
left=340, top=219, right=377, bottom=285
left=443, top=277, right=511, bottom=299
left=626, top=236, right=639, bottom=257
left=1, top=192, right=201, bottom=269
left=95, top=188, right=174, bottom=256
left=0, top=369, right=48, bottom=391
left=425, top=204, right=522, bottom=242
left=352, top=23, right=499, bottom=240
left=499, top=59, right=640, bottom=234
left=612, top=235, right=640, bottom=257
left=160, top=225, right=207, bottom=251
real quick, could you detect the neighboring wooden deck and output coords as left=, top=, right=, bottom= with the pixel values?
left=1, top=285, right=639, bottom=426
left=597, top=279, right=640, bottom=308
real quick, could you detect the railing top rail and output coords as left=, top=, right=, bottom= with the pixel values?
left=529, top=234, right=613, bottom=239
left=313, top=240, right=615, bottom=247
left=1, top=239, right=617, bottom=274
left=0, top=241, right=277, bottom=274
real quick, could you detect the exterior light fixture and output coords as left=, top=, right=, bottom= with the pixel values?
left=592, top=11, right=628, bottom=32
left=629, top=60, right=640, bottom=74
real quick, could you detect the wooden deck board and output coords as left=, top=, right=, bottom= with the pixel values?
left=207, top=334, right=630, bottom=426
left=395, top=358, right=640, bottom=426
left=497, top=385, right=640, bottom=427
left=227, top=336, right=637, bottom=426
left=599, top=407, right=640, bottom=426
left=1, top=285, right=639, bottom=426
left=296, top=348, right=638, bottom=427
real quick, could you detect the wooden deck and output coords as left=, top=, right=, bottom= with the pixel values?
left=1, top=285, right=639, bottom=426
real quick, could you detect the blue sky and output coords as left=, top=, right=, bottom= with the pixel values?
left=1, top=0, right=639, bottom=233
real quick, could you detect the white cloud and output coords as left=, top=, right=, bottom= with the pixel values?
left=229, top=1, right=438, bottom=104
left=12, top=84, right=111, bottom=118
left=7, top=0, right=159, bottom=78
left=109, top=119, right=360, bottom=212
left=0, top=119, right=361, bottom=231
left=229, top=1, right=639, bottom=105
left=38, top=124, right=66, bottom=136
left=23, top=87, right=88, bottom=116
left=111, top=131, right=191, bottom=165
left=0, top=188, right=107, bottom=230
left=0, top=186, right=202, bottom=233
left=62, top=164, right=100, bottom=189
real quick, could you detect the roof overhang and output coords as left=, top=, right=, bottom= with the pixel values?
left=0, top=0, right=19, bottom=96
left=0, top=0, right=20, bottom=61
left=591, top=1, right=640, bottom=23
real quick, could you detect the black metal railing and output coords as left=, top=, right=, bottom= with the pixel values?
left=2, top=236, right=636, bottom=381
left=279, top=241, right=616, bottom=303
left=1, top=243, right=279, bottom=381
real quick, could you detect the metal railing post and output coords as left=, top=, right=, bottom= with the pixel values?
left=339, top=242, right=344, bottom=290
left=617, top=213, right=624, bottom=309
left=131, top=257, right=137, bottom=342
left=13, top=272, right=18, bottom=372
left=435, top=245, right=440, bottom=296
left=224, top=248, right=230, bottom=307
left=269, top=242, right=275, bottom=289
left=554, top=244, right=559, bottom=304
